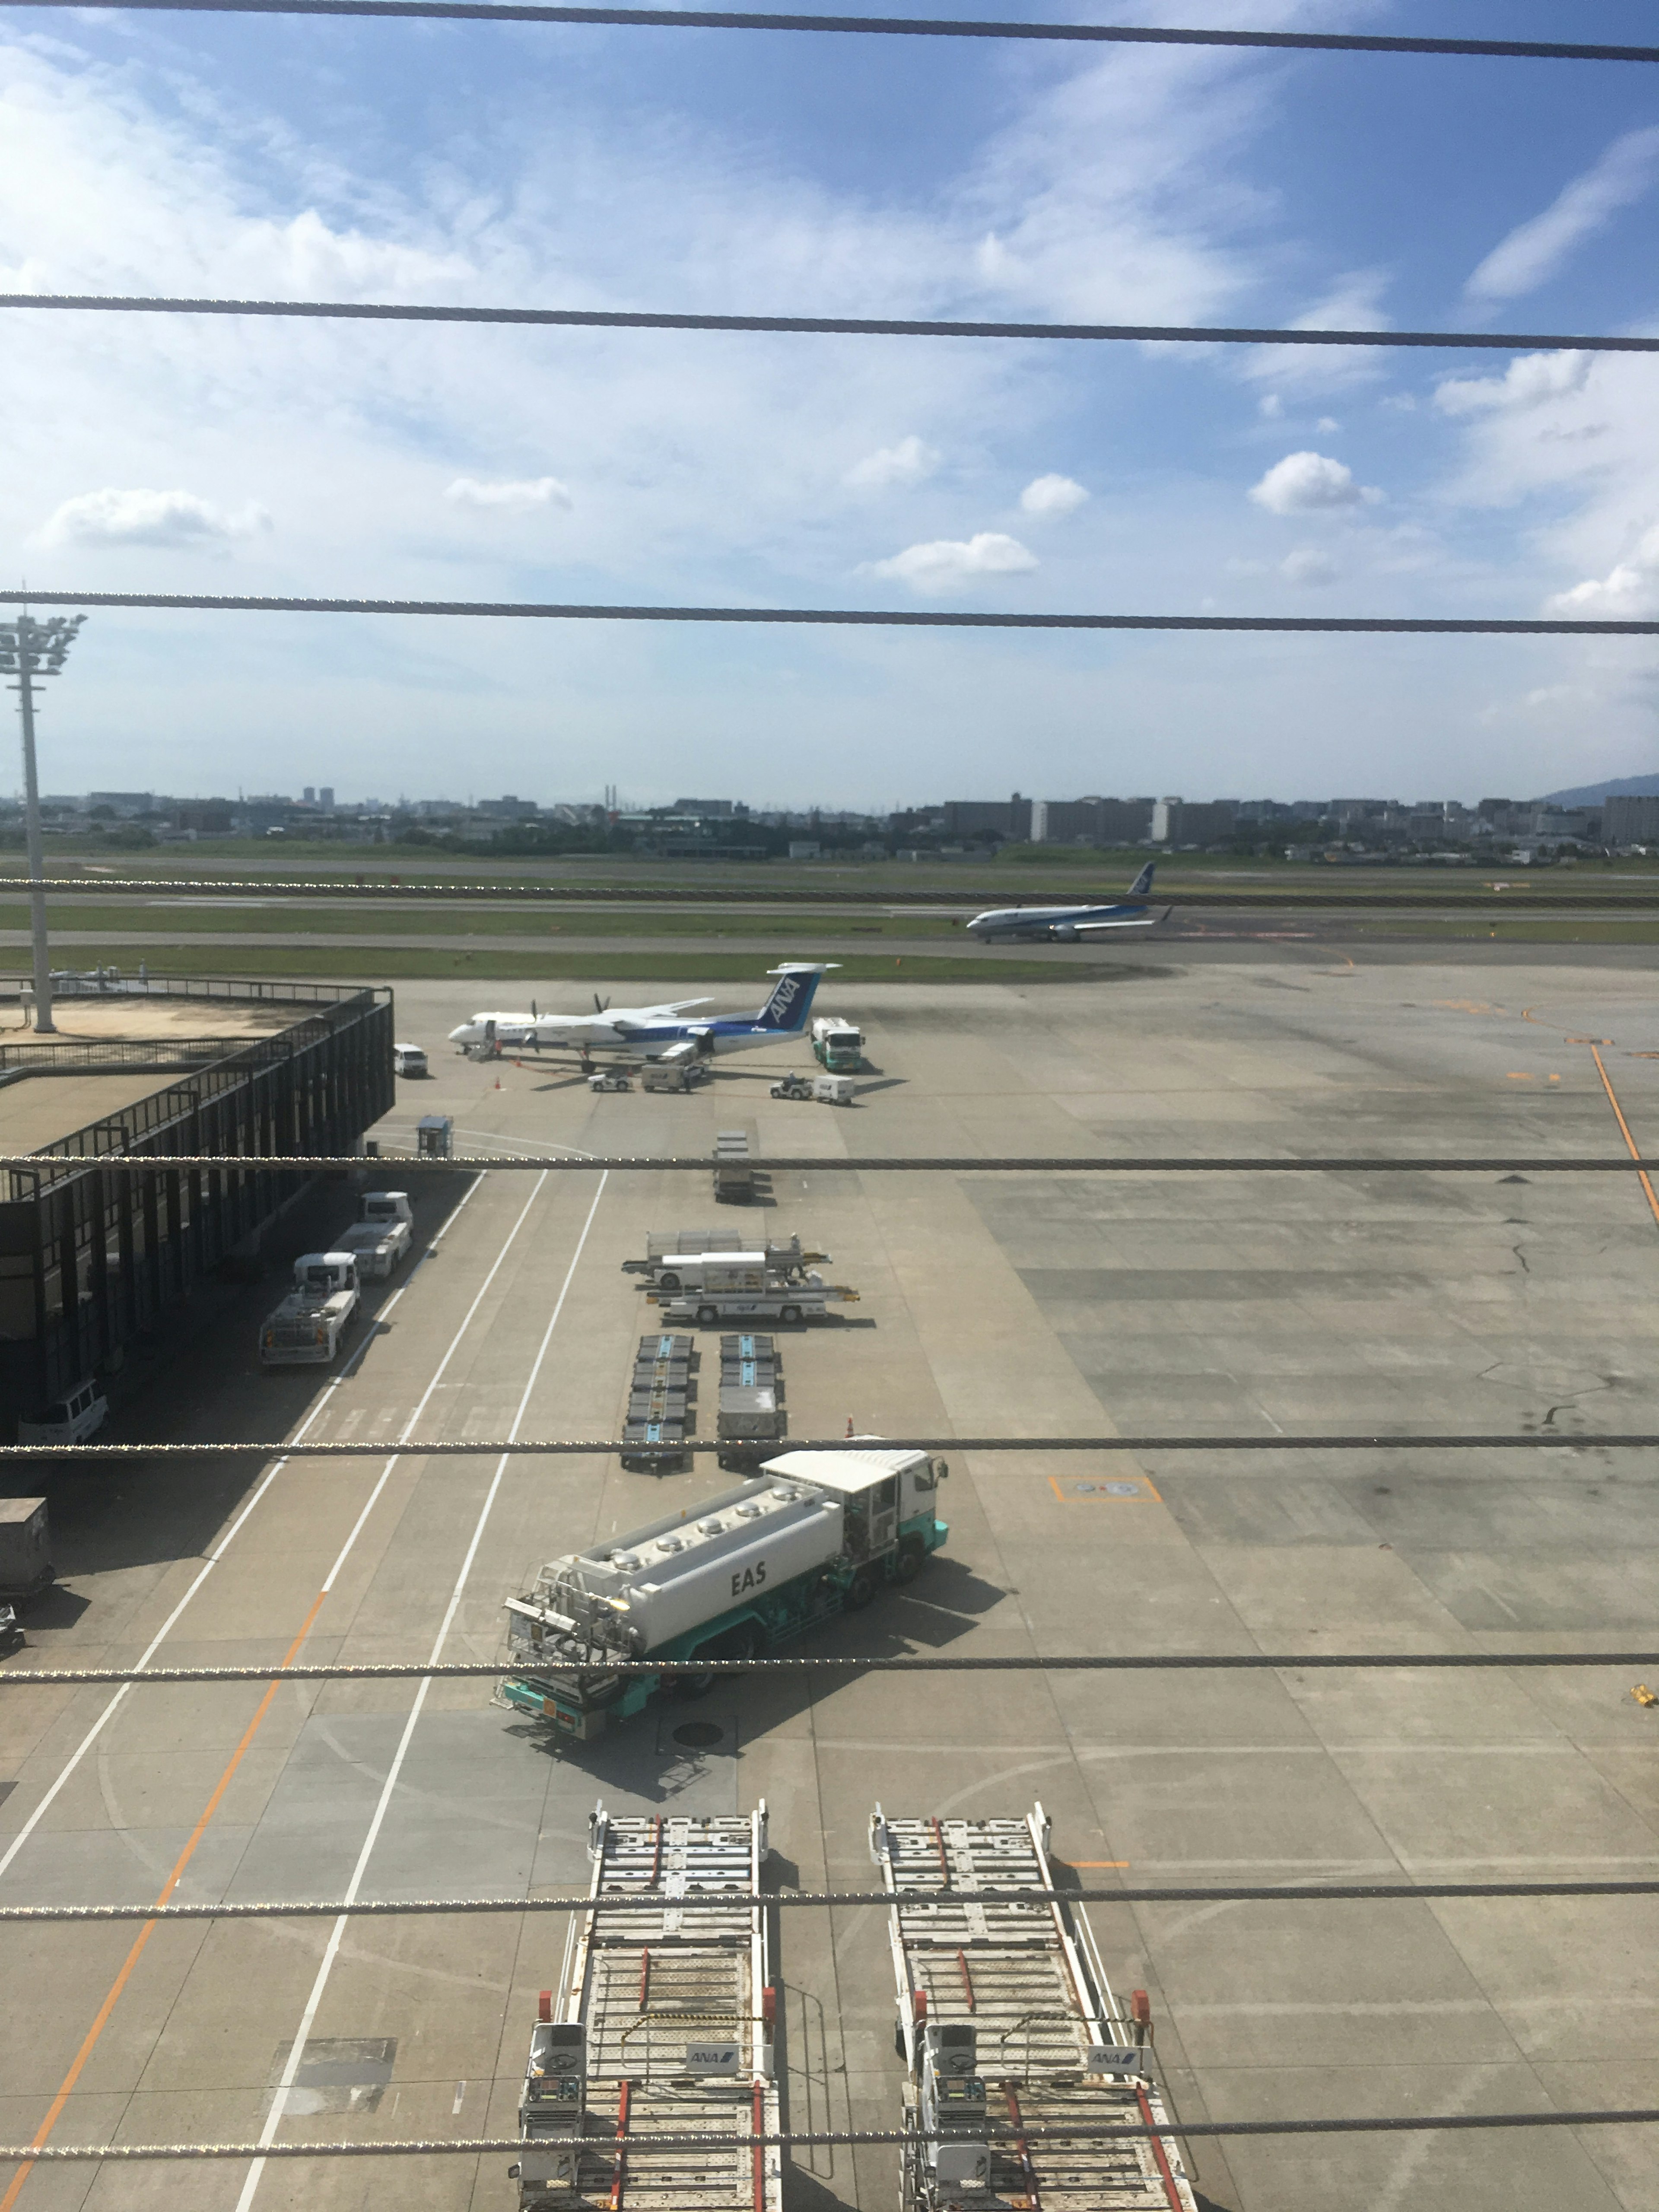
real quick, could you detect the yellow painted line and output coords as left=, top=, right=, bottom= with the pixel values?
left=1071, top=1861, right=1132, bottom=1869
left=0, top=1586, right=329, bottom=2211
left=1588, top=1044, right=1659, bottom=1233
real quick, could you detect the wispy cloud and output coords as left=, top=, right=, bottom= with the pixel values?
left=868, top=532, right=1038, bottom=592
left=39, top=488, right=270, bottom=547
left=1248, top=451, right=1377, bottom=515
left=1281, top=547, right=1338, bottom=586
left=1019, top=474, right=1089, bottom=517
left=1466, top=127, right=1659, bottom=302
left=845, top=437, right=939, bottom=489
left=445, top=476, right=572, bottom=511
left=1545, top=524, right=1659, bottom=616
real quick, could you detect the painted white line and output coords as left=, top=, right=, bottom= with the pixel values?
left=0, top=1170, right=492, bottom=1886
left=238, top=1170, right=609, bottom=2212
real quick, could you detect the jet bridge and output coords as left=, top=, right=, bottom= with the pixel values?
left=517, top=1803, right=782, bottom=2212
left=871, top=1804, right=1198, bottom=2212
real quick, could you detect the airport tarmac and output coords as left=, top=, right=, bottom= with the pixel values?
left=3, top=956, right=1659, bottom=2212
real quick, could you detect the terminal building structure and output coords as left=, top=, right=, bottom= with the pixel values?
left=0, top=978, right=393, bottom=1431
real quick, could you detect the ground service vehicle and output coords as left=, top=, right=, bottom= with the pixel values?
left=393, top=1042, right=428, bottom=1077
left=259, top=1252, right=360, bottom=1365
left=650, top=1258, right=858, bottom=1327
left=641, top=1059, right=708, bottom=1093
left=0, top=1499, right=53, bottom=1601
left=501, top=1447, right=947, bottom=1741
left=712, top=1130, right=753, bottom=1201
left=586, top=1070, right=630, bottom=1093
left=874, top=1803, right=1197, bottom=2212
left=337, top=1190, right=414, bottom=1281
left=416, top=1113, right=453, bottom=1158
left=621, top=1331, right=696, bottom=1472
left=16, top=1377, right=108, bottom=1447
left=772, top=1071, right=855, bottom=1105
left=716, top=1384, right=786, bottom=1469
left=511, top=1802, right=781, bottom=2212
left=624, top=1233, right=825, bottom=1287
left=813, top=1014, right=863, bottom=1070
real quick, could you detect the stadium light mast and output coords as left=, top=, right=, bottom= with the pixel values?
left=0, top=610, right=86, bottom=1035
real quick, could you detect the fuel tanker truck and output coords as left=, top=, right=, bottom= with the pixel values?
left=501, top=1447, right=948, bottom=1742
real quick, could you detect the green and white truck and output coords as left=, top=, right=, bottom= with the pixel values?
left=501, top=1446, right=948, bottom=1741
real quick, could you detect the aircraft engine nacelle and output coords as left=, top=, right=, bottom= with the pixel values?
left=1049, top=924, right=1079, bottom=942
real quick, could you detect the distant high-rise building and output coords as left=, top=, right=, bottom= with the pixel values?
left=302, top=786, right=316, bottom=804
left=1603, top=795, right=1659, bottom=845
left=319, top=787, right=335, bottom=809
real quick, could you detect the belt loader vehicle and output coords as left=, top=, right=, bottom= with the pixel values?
left=648, top=1255, right=858, bottom=1328
left=258, top=1252, right=360, bottom=1366
left=872, top=1803, right=1198, bottom=2212
left=336, top=1190, right=414, bottom=1281
left=511, top=1802, right=781, bottom=2212
left=501, top=1447, right=948, bottom=1742
left=624, top=1233, right=826, bottom=1288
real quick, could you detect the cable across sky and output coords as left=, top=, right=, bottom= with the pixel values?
left=4, top=0, right=1659, bottom=64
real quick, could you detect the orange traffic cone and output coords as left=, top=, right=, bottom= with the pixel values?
left=845, top=1416, right=854, bottom=1437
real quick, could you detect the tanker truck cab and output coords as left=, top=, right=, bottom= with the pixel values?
left=502, top=1449, right=947, bottom=1741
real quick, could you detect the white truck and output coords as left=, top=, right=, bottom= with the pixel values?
left=812, top=1014, right=864, bottom=1071
left=647, top=1252, right=859, bottom=1326
left=771, top=1071, right=854, bottom=1106
left=258, top=1252, right=361, bottom=1366
left=336, top=1190, right=414, bottom=1281
left=502, top=1446, right=949, bottom=1741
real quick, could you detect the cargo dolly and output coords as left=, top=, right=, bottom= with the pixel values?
left=621, top=1332, right=697, bottom=1474
left=872, top=1803, right=1198, bottom=2212
left=513, top=1803, right=782, bottom=2212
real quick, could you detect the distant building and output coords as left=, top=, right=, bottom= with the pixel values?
left=302, top=786, right=316, bottom=804
left=1038, top=797, right=1155, bottom=846
left=942, top=793, right=1033, bottom=841
left=1604, top=795, right=1659, bottom=845
left=319, top=786, right=335, bottom=810
left=87, top=791, right=154, bottom=818
left=675, top=798, right=735, bottom=817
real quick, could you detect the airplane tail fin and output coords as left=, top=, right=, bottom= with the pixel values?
left=1128, top=861, right=1156, bottom=897
left=756, top=963, right=836, bottom=1032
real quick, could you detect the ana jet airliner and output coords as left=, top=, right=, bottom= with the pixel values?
left=964, top=863, right=1164, bottom=943
left=448, top=964, right=836, bottom=1065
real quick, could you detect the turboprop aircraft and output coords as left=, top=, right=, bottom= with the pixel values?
left=963, top=862, right=1164, bottom=943
left=447, top=964, right=837, bottom=1065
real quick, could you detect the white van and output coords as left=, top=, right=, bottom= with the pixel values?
left=393, top=1042, right=429, bottom=1078
left=18, top=1378, right=109, bottom=1447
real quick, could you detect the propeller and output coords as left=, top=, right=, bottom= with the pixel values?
left=594, top=993, right=611, bottom=1014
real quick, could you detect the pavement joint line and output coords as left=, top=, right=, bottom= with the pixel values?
left=0, top=1165, right=544, bottom=2207
left=238, top=1166, right=608, bottom=2212
left=1588, top=1044, right=1659, bottom=1229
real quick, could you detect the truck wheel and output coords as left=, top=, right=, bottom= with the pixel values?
left=670, top=1663, right=716, bottom=1701
left=697, top=1304, right=719, bottom=1326
left=894, top=1536, right=926, bottom=1584
left=780, top=1304, right=802, bottom=1325
left=845, top=1567, right=880, bottom=1610
left=658, top=1272, right=681, bottom=1294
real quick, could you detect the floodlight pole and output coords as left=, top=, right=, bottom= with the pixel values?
left=2, top=611, right=86, bottom=1036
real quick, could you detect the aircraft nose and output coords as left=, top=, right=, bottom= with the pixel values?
left=447, top=1023, right=470, bottom=1040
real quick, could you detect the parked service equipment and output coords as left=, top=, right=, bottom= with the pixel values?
left=651, top=1257, right=858, bottom=1328
left=337, top=1190, right=414, bottom=1281
left=501, top=1446, right=947, bottom=1740
left=641, top=1059, right=708, bottom=1093
left=874, top=1802, right=1197, bottom=2212
left=259, top=1252, right=360, bottom=1366
left=16, top=1377, right=108, bottom=1448
left=393, top=1042, right=429, bottom=1077
left=719, top=1332, right=780, bottom=1387
left=624, top=1233, right=826, bottom=1286
left=812, top=1014, right=864, bottom=1071
left=716, top=1385, right=785, bottom=1471
left=770, top=1071, right=855, bottom=1106
left=511, top=1803, right=781, bottom=2212
left=587, top=1070, right=631, bottom=1093
left=712, top=1130, right=753, bottom=1202
left=0, top=1499, right=53, bottom=1602
left=622, top=1330, right=697, bottom=1473
left=416, top=1113, right=454, bottom=1159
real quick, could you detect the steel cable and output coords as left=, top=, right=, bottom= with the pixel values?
left=2, top=2, right=1657, bottom=63
left=2, top=1151, right=1655, bottom=1171
left=1, top=588, right=1656, bottom=634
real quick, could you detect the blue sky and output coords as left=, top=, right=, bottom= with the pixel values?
left=2, top=0, right=1657, bottom=809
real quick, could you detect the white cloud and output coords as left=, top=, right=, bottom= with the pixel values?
left=38, top=487, right=269, bottom=548
left=1239, top=272, right=1393, bottom=394
left=1281, top=548, right=1338, bottom=586
left=869, top=532, right=1038, bottom=593
left=1019, top=473, right=1089, bottom=517
left=1434, top=351, right=1594, bottom=417
left=1466, top=127, right=1659, bottom=302
left=1315, top=416, right=1339, bottom=433
left=845, top=437, right=939, bottom=490
left=445, top=476, right=572, bottom=512
left=1545, top=524, right=1659, bottom=617
left=1248, top=451, right=1376, bottom=515
left=1258, top=394, right=1283, bottom=419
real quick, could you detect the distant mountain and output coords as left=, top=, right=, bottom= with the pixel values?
left=1540, top=775, right=1659, bottom=806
